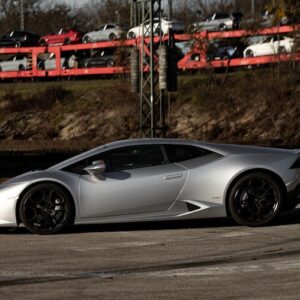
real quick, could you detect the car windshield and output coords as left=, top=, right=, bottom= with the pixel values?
left=204, top=14, right=214, bottom=21
left=262, top=36, right=272, bottom=43
left=56, top=28, right=63, bottom=34
left=98, top=25, right=105, bottom=31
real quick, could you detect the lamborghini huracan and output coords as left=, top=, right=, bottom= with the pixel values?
left=0, top=139, right=299, bottom=234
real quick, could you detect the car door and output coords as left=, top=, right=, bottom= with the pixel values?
left=78, top=145, right=187, bottom=219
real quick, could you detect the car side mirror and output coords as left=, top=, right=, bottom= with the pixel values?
left=84, top=160, right=106, bottom=178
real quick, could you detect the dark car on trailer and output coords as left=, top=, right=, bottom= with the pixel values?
left=207, top=39, right=246, bottom=60
left=0, top=31, right=40, bottom=48
left=78, top=49, right=116, bottom=68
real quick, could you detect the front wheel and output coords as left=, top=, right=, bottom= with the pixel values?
left=128, top=32, right=136, bottom=39
left=245, top=49, right=254, bottom=57
left=64, top=38, right=71, bottom=45
left=19, top=183, right=73, bottom=234
left=82, top=35, right=91, bottom=43
left=109, top=33, right=116, bottom=40
left=228, top=173, right=283, bottom=227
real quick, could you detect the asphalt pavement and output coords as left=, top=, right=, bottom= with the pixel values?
left=1, top=209, right=300, bottom=299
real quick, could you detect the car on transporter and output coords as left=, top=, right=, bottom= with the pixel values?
left=0, top=30, right=40, bottom=48
left=0, top=55, right=28, bottom=72
left=243, top=35, right=294, bottom=57
left=82, top=23, right=126, bottom=43
left=0, top=139, right=299, bottom=235
left=127, top=18, right=185, bottom=39
left=191, top=12, right=243, bottom=32
left=40, top=28, right=84, bottom=46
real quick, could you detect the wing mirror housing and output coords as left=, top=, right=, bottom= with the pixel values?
left=84, top=160, right=106, bottom=179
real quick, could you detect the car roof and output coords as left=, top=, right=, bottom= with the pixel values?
left=48, top=139, right=295, bottom=171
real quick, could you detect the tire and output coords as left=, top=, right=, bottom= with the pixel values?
left=19, top=65, right=25, bottom=71
left=109, top=33, right=116, bottom=40
left=82, top=36, right=90, bottom=44
left=278, top=46, right=287, bottom=54
left=189, top=25, right=197, bottom=33
left=19, top=183, right=73, bottom=234
left=64, top=38, right=71, bottom=45
left=0, top=66, right=2, bottom=72
left=228, top=173, right=283, bottom=227
left=106, top=59, right=115, bottom=67
left=40, top=39, right=47, bottom=46
left=15, top=41, right=21, bottom=48
left=245, top=49, right=254, bottom=57
left=219, top=23, right=227, bottom=31
left=128, top=32, right=136, bottom=39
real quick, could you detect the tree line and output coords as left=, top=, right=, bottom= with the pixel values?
left=0, top=0, right=298, bottom=35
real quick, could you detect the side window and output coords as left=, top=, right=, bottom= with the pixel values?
left=106, top=25, right=115, bottom=29
left=164, top=145, right=212, bottom=163
left=98, top=146, right=165, bottom=172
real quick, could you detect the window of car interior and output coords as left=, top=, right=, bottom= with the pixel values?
left=63, top=145, right=166, bottom=174
left=163, top=144, right=213, bottom=163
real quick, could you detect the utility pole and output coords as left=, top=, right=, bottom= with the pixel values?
left=20, top=0, right=24, bottom=31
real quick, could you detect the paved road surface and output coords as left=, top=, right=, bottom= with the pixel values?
left=1, top=209, right=300, bottom=299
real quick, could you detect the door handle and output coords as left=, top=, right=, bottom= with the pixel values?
left=163, top=173, right=184, bottom=180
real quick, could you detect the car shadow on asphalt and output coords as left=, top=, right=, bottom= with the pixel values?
left=1, top=208, right=300, bottom=235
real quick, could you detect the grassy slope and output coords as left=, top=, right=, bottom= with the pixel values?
left=0, top=68, right=299, bottom=151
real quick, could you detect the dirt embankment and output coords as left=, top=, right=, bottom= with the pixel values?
left=0, top=69, right=299, bottom=152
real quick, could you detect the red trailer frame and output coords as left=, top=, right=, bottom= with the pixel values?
left=0, top=25, right=298, bottom=80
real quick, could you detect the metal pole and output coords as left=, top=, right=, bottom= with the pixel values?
left=251, top=0, right=255, bottom=16
left=168, top=0, right=173, bottom=20
left=20, top=0, right=24, bottom=31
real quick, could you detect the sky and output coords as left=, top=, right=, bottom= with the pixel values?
left=52, top=0, right=98, bottom=7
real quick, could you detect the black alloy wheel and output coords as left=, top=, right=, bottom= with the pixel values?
left=40, top=39, right=47, bottom=46
left=219, top=23, right=227, bottom=31
left=245, top=49, right=254, bottom=57
left=64, top=38, right=71, bottom=45
left=19, top=183, right=73, bottom=234
left=109, top=33, right=116, bottom=40
left=228, top=173, right=283, bottom=227
left=128, top=32, right=136, bottom=39
left=278, top=46, right=287, bottom=54
left=83, top=36, right=90, bottom=43
left=106, top=59, right=115, bottom=67
left=15, top=41, right=22, bottom=48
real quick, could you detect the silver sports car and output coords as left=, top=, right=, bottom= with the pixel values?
left=0, top=139, right=299, bottom=234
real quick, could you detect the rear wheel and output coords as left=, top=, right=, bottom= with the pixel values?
left=19, top=183, right=73, bottom=234
left=228, top=173, right=283, bottom=227
left=18, top=65, right=25, bottom=71
left=219, top=23, right=227, bottom=31
left=40, top=39, right=47, bottom=46
left=278, top=46, right=287, bottom=54
left=106, top=59, right=115, bottom=67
